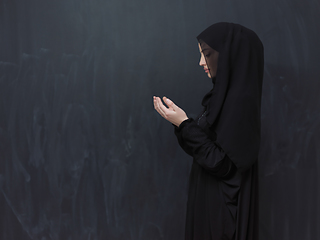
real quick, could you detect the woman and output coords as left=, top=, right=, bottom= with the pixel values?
left=153, top=22, right=264, bottom=240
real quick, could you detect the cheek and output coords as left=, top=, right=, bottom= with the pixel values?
left=210, top=59, right=219, bottom=71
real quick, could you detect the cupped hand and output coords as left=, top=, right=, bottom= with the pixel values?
left=153, top=96, right=188, bottom=127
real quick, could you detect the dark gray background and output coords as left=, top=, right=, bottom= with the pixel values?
left=0, top=0, right=319, bottom=239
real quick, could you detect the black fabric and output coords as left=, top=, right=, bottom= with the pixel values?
left=174, top=114, right=240, bottom=240
left=174, top=22, right=263, bottom=240
left=197, top=22, right=264, bottom=172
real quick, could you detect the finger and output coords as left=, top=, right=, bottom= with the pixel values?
left=163, top=96, right=177, bottom=111
left=153, top=96, right=161, bottom=113
left=156, top=97, right=171, bottom=118
left=155, top=97, right=167, bottom=117
left=158, top=98, right=172, bottom=117
left=153, top=96, right=159, bottom=111
left=153, top=97, right=161, bottom=112
left=162, top=96, right=171, bottom=108
left=159, top=97, right=168, bottom=108
left=153, top=96, right=159, bottom=110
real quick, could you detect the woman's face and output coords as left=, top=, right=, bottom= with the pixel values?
left=198, top=43, right=219, bottom=78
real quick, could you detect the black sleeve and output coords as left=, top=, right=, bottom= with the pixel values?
left=174, top=119, right=195, bottom=156
left=174, top=118, right=236, bottom=178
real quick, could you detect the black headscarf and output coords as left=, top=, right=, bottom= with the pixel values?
left=197, top=22, right=264, bottom=172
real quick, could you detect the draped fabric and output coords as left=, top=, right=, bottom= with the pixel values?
left=174, top=22, right=263, bottom=240
left=197, top=22, right=264, bottom=172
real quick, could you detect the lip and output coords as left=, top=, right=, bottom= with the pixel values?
left=204, top=68, right=209, bottom=73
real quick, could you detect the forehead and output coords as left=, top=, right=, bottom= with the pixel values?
left=198, top=42, right=212, bottom=53
left=198, top=43, right=202, bottom=51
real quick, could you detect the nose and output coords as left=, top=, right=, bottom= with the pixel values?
left=199, top=54, right=206, bottom=66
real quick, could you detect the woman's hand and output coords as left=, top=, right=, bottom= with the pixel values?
left=153, top=96, right=188, bottom=127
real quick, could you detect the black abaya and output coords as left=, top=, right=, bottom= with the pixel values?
left=175, top=112, right=258, bottom=240
left=174, top=22, right=263, bottom=240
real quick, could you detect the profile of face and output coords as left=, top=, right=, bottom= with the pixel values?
left=198, top=43, right=219, bottom=78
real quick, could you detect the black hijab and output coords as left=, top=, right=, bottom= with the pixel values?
left=197, top=22, right=264, bottom=172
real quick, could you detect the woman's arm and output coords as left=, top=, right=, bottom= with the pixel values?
left=174, top=119, right=194, bottom=157
left=153, top=96, right=236, bottom=178
left=174, top=118, right=236, bottom=178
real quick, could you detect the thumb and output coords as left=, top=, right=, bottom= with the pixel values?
left=163, top=96, right=177, bottom=110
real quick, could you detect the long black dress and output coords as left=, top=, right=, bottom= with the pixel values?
left=174, top=105, right=258, bottom=240
left=174, top=22, right=263, bottom=240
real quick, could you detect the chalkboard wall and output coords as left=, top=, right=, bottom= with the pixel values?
left=0, top=0, right=319, bottom=239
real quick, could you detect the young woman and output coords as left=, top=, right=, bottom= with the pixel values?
left=153, top=22, right=264, bottom=240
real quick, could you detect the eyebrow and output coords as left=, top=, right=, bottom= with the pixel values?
left=201, top=48, right=210, bottom=52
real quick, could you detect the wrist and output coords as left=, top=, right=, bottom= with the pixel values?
left=177, top=117, right=189, bottom=127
